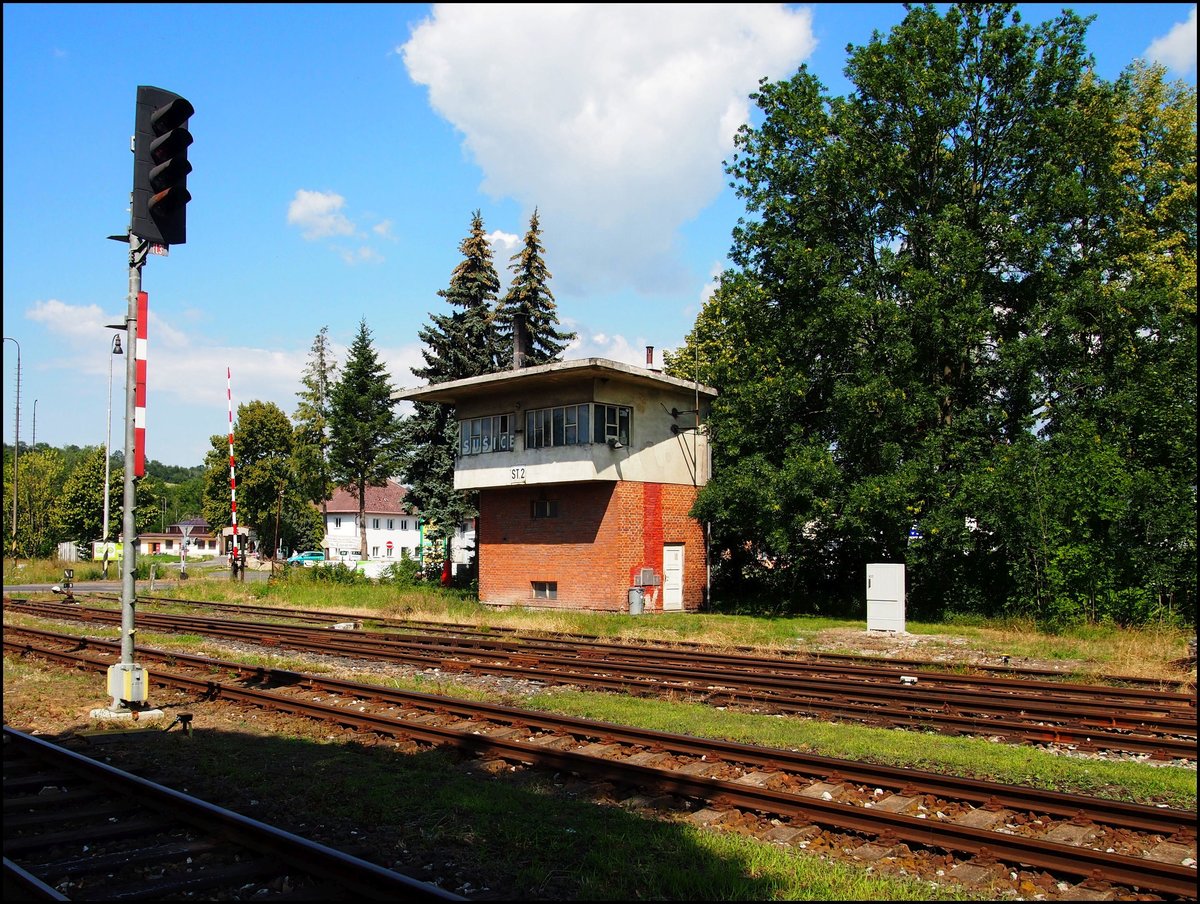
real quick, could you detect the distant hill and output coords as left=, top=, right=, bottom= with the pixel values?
left=144, top=460, right=205, bottom=484
left=5, top=443, right=203, bottom=485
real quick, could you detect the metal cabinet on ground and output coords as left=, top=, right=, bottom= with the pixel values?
left=866, top=563, right=906, bottom=632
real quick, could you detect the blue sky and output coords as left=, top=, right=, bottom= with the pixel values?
left=3, top=3, right=1196, bottom=468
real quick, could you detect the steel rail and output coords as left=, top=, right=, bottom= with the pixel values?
left=6, top=627, right=1194, bottom=836
left=12, top=601, right=1192, bottom=729
left=3, top=726, right=465, bottom=901
left=50, top=592, right=1192, bottom=692
left=6, top=632, right=1194, bottom=899
left=6, top=605, right=1196, bottom=758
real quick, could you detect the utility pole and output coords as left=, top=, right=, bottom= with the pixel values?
left=2, top=336, right=19, bottom=555
left=272, top=478, right=285, bottom=576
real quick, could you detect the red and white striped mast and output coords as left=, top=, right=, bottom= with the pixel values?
left=133, top=292, right=148, bottom=478
left=227, top=366, right=239, bottom=558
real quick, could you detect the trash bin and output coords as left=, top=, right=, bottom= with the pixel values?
left=628, top=587, right=644, bottom=615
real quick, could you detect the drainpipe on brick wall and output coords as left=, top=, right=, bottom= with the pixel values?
left=705, top=521, right=712, bottom=610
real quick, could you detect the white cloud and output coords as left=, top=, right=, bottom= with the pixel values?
left=27, top=298, right=108, bottom=339
left=379, top=341, right=430, bottom=395
left=287, top=189, right=356, bottom=239
left=339, top=246, right=384, bottom=265
left=699, top=261, right=724, bottom=308
left=400, top=4, right=816, bottom=298
left=560, top=327, right=657, bottom=368
left=25, top=298, right=302, bottom=408
left=1145, top=6, right=1197, bottom=75
left=486, top=229, right=520, bottom=258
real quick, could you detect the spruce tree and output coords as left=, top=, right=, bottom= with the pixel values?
left=495, top=208, right=576, bottom=367
left=400, top=210, right=502, bottom=568
left=328, top=319, right=405, bottom=558
left=419, top=209, right=501, bottom=382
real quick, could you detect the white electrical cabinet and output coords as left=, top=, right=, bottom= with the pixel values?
left=866, top=563, right=906, bottom=632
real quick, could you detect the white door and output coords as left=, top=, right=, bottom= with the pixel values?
left=662, top=543, right=684, bottom=610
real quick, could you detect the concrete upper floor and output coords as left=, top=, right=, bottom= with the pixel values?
left=396, top=357, right=716, bottom=491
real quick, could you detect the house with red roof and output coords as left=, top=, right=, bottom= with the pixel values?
left=321, top=478, right=475, bottom=573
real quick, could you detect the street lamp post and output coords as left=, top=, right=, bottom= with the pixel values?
left=102, top=334, right=124, bottom=543
left=2, top=336, right=19, bottom=553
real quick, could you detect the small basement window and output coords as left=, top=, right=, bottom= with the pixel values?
left=531, top=499, right=559, bottom=519
left=532, top=581, right=557, bottom=599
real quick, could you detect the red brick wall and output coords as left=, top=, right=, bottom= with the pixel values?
left=478, top=481, right=706, bottom=612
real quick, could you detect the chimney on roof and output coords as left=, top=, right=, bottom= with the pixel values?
left=646, top=345, right=658, bottom=371
left=513, top=312, right=530, bottom=369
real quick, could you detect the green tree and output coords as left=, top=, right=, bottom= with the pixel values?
left=202, top=400, right=322, bottom=556
left=159, top=474, right=205, bottom=526
left=495, top=208, right=576, bottom=366
left=132, top=474, right=166, bottom=537
left=51, top=446, right=109, bottom=546
left=672, top=3, right=1195, bottom=625
left=400, top=210, right=502, bottom=561
left=6, top=447, right=65, bottom=557
left=144, top=460, right=205, bottom=484
left=2, top=444, right=201, bottom=560
left=420, top=209, right=502, bottom=379
left=328, top=320, right=405, bottom=558
left=293, top=326, right=339, bottom=522
left=1023, top=60, right=1197, bottom=623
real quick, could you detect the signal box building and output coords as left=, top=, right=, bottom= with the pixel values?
left=397, top=353, right=717, bottom=613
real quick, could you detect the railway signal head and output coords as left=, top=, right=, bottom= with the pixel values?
left=131, top=86, right=194, bottom=246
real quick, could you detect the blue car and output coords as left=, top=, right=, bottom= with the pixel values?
left=286, top=550, right=326, bottom=566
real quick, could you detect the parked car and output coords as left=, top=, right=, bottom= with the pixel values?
left=286, top=550, right=325, bottom=566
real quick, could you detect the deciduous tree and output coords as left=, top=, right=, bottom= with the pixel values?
left=293, top=326, right=339, bottom=521
left=670, top=3, right=1195, bottom=626
left=202, top=400, right=323, bottom=556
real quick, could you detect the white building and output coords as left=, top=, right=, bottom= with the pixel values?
left=321, top=479, right=475, bottom=573
left=120, top=518, right=224, bottom=559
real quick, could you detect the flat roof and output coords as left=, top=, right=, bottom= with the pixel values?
left=394, top=357, right=718, bottom=405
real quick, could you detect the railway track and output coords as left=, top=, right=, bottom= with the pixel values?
left=3, top=725, right=465, bottom=901
left=70, top=590, right=1193, bottom=690
left=5, top=627, right=1197, bottom=899
left=7, top=597, right=1195, bottom=760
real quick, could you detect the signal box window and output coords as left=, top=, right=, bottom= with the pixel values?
left=532, top=581, right=557, bottom=599
left=460, top=414, right=515, bottom=455
left=594, top=403, right=631, bottom=446
left=525, top=403, right=590, bottom=449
